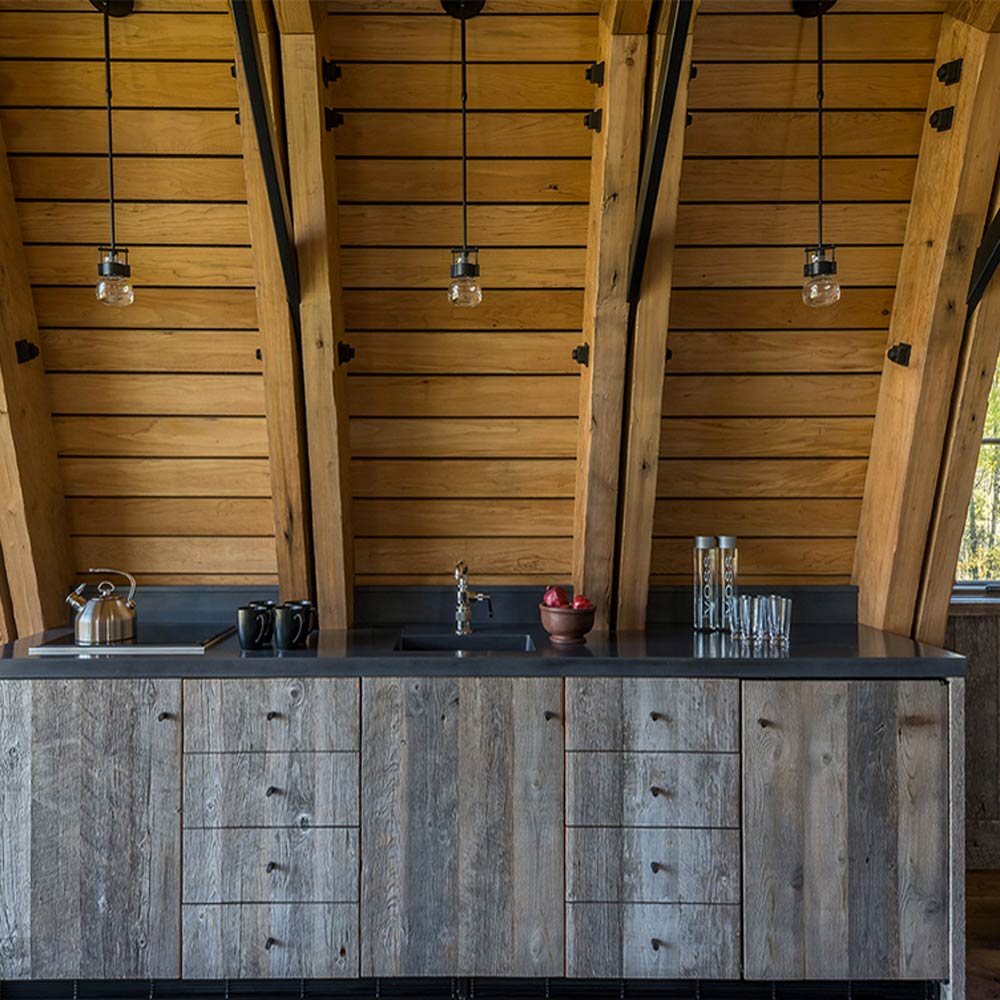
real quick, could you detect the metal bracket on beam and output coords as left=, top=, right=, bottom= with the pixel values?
left=586, top=61, right=605, bottom=86
left=325, top=108, right=344, bottom=131
left=626, top=0, right=695, bottom=304
left=887, top=342, right=912, bottom=367
left=967, top=207, right=1000, bottom=310
left=14, top=339, right=39, bottom=365
left=930, top=106, right=954, bottom=132
left=337, top=341, right=356, bottom=366
left=322, top=58, right=342, bottom=86
left=583, top=109, right=602, bottom=132
left=572, top=343, right=590, bottom=367
left=937, top=58, right=962, bottom=85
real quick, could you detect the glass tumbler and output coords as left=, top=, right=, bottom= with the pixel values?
left=769, top=595, right=792, bottom=645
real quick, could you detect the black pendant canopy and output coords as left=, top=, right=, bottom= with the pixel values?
left=441, top=0, right=486, bottom=18
left=791, top=0, right=836, bottom=15
left=88, top=0, right=134, bottom=16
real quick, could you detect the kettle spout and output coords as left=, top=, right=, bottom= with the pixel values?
left=65, top=583, right=88, bottom=613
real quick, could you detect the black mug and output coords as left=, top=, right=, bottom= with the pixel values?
left=249, top=600, right=276, bottom=643
left=287, top=600, right=315, bottom=635
left=237, top=605, right=270, bottom=651
left=274, top=604, right=309, bottom=650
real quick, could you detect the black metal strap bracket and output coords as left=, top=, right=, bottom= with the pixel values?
left=230, top=0, right=301, bottom=316
left=583, top=109, right=602, bottom=132
left=586, top=61, right=605, bottom=86
left=572, top=343, right=590, bottom=366
left=626, top=0, right=694, bottom=303
left=968, top=206, right=1000, bottom=310
left=929, top=106, right=954, bottom=132
left=325, top=108, right=344, bottom=130
left=337, top=341, right=356, bottom=366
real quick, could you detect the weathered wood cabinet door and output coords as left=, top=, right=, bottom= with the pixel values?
left=0, top=679, right=182, bottom=979
left=743, top=680, right=951, bottom=980
left=361, top=677, right=564, bottom=977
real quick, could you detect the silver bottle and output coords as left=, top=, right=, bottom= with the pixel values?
left=693, top=536, right=718, bottom=632
left=717, top=535, right=739, bottom=634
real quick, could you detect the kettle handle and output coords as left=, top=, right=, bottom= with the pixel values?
left=87, top=568, right=137, bottom=606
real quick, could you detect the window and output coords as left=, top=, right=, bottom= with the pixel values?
left=957, top=358, right=1000, bottom=582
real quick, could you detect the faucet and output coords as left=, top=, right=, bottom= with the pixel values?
left=455, top=561, right=492, bottom=636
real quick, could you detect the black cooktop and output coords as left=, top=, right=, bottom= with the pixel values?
left=28, top=624, right=235, bottom=656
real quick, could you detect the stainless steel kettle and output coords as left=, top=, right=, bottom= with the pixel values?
left=65, top=568, right=137, bottom=645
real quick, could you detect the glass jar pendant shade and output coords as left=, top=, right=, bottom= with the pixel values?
left=797, top=0, right=841, bottom=308
left=442, top=0, right=485, bottom=307
left=449, top=247, right=482, bottom=307
left=92, top=0, right=135, bottom=307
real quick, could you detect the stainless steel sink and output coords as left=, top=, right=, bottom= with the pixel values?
left=394, top=633, right=536, bottom=654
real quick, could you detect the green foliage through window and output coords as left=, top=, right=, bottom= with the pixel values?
left=958, top=358, right=1000, bottom=581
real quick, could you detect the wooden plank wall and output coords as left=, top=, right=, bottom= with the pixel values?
left=327, top=0, right=596, bottom=587
left=0, top=0, right=278, bottom=586
left=652, top=0, right=943, bottom=587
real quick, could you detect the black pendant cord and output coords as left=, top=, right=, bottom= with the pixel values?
left=103, top=9, right=117, bottom=251
left=816, top=9, right=824, bottom=249
left=460, top=15, right=469, bottom=252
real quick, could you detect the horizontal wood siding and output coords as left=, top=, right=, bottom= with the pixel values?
left=652, top=1, right=937, bottom=587
left=330, top=6, right=595, bottom=586
left=0, top=4, right=277, bottom=586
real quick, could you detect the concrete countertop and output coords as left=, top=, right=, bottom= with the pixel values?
left=0, top=623, right=965, bottom=680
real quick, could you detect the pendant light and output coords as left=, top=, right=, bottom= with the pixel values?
left=442, top=0, right=485, bottom=307
left=795, top=0, right=840, bottom=308
left=91, top=0, right=134, bottom=307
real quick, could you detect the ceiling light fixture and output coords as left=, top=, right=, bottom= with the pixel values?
left=442, top=0, right=485, bottom=308
left=795, top=0, right=841, bottom=308
left=91, top=0, right=135, bottom=307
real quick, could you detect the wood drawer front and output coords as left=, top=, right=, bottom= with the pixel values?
left=566, top=679, right=739, bottom=752
left=566, top=902, right=741, bottom=978
left=184, top=678, right=359, bottom=752
left=182, top=903, right=358, bottom=978
left=184, top=752, right=359, bottom=828
left=184, top=827, right=359, bottom=903
left=566, top=752, right=739, bottom=828
left=567, top=828, right=740, bottom=904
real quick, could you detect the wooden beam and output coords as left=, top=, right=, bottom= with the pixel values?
left=607, top=0, right=653, bottom=34
left=616, top=4, right=696, bottom=631
left=280, top=20, right=354, bottom=629
left=274, top=0, right=325, bottom=34
left=572, top=8, right=647, bottom=629
left=915, top=175, right=1000, bottom=646
left=0, top=123, right=73, bottom=638
left=853, top=14, right=1000, bottom=636
left=950, top=1, right=1000, bottom=32
left=233, top=11, right=314, bottom=602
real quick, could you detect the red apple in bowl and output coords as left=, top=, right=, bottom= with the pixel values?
left=542, top=585, right=570, bottom=608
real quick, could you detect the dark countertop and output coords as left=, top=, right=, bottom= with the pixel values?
left=0, top=623, right=965, bottom=679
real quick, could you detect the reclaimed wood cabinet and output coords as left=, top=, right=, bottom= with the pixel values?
left=181, top=678, right=360, bottom=979
left=742, top=680, right=951, bottom=980
left=361, top=677, right=565, bottom=977
left=564, top=678, right=742, bottom=978
left=0, top=679, right=181, bottom=979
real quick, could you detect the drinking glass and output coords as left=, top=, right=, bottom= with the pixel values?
left=769, top=595, right=792, bottom=645
left=734, top=594, right=754, bottom=639
left=751, top=595, right=770, bottom=640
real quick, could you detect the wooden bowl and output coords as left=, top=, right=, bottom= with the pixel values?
left=539, top=603, right=595, bottom=645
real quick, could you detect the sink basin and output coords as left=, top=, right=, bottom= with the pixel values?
left=394, top=633, right=536, bottom=654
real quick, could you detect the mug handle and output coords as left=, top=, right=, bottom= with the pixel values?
left=293, top=609, right=306, bottom=645
left=254, top=609, right=268, bottom=645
